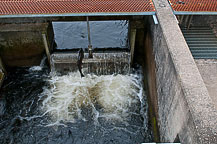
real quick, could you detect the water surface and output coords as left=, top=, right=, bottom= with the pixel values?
left=53, top=20, right=129, bottom=49
left=0, top=67, right=153, bottom=144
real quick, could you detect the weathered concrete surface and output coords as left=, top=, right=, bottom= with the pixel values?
left=151, top=0, right=217, bottom=143
left=143, top=30, right=160, bottom=142
left=51, top=52, right=130, bottom=75
left=195, top=59, right=217, bottom=109
left=0, top=23, right=54, bottom=67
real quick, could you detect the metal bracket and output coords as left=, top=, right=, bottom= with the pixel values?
left=152, top=15, right=158, bottom=25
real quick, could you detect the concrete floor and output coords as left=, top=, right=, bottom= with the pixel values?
left=195, top=59, right=217, bottom=109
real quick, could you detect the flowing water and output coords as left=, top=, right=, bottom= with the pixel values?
left=53, top=20, right=129, bottom=49
left=0, top=21, right=153, bottom=143
left=0, top=65, right=153, bottom=144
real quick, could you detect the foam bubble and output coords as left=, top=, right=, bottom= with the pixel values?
left=41, top=71, right=144, bottom=124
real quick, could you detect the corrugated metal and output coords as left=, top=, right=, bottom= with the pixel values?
left=0, top=0, right=155, bottom=16
left=169, top=0, right=217, bottom=12
left=182, top=26, right=217, bottom=59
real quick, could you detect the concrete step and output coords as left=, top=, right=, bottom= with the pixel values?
left=190, top=47, right=217, bottom=50
left=185, top=38, right=217, bottom=41
left=182, top=32, right=214, bottom=35
left=181, top=26, right=217, bottom=59
left=186, top=41, right=217, bottom=44
left=193, top=56, right=217, bottom=59
left=192, top=53, right=217, bottom=57
left=187, top=43, right=217, bottom=47
left=182, top=30, right=213, bottom=33
left=184, top=35, right=216, bottom=38
left=182, top=27, right=212, bottom=30
left=190, top=50, right=217, bottom=53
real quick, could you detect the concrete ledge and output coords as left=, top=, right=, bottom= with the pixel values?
left=195, top=59, right=217, bottom=109
left=51, top=52, right=130, bottom=75
left=152, top=0, right=217, bottom=143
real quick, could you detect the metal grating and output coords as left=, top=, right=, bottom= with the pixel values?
left=0, top=0, right=155, bottom=16
left=182, top=26, right=217, bottom=59
left=169, top=0, right=217, bottom=12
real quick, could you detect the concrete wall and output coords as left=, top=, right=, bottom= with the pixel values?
left=0, top=22, right=54, bottom=67
left=143, top=28, right=160, bottom=142
left=195, top=59, right=217, bottom=109
left=148, top=0, right=217, bottom=143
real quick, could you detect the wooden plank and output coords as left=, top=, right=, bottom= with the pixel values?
left=0, top=57, right=4, bottom=70
left=0, top=69, right=4, bottom=88
left=42, top=33, right=51, bottom=68
left=130, top=29, right=136, bottom=65
left=0, top=57, right=5, bottom=88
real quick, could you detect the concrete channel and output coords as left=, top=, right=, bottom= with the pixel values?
left=0, top=0, right=216, bottom=143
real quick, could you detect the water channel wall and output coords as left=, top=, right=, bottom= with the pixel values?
left=0, top=22, right=54, bottom=67
left=0, top=16, right=137, bottom=69
left=144, top=0, right=217, bottom=143
left=0, top=7, right=216, bottom=144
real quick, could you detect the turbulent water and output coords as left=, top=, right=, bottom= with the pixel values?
left=0, top=21, right=153, bottom=143
left=0, top=66, right=153, bottom=144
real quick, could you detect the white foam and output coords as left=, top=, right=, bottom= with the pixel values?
left=29, top=66, right=42, bottom=71
left=41, top=71, right=144, bottom=124
left=29, top=56, right=46, bottom=71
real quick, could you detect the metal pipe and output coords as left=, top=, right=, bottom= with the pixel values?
left=174, top=11, right=217, bottom=15
left=0, top=12, right=156, bottom=18
left=87, top=16, right=93, bottom=58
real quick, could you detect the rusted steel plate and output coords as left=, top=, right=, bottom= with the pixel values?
left=169, top=0, right=217, bottom=12
left=0, top=0, right=155, bottom=15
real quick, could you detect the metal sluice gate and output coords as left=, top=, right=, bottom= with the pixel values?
left=50, top=17, right=132, bottom=75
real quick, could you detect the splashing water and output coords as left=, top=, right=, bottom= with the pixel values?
left=29, top=56, right=47, bottom=72
left=41, top=71, right=144, bottom=125
left=0, top=67, right=153, bottom=143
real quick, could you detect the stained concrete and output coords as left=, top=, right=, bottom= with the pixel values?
left=151, top=0, right=217, bottom=143
left=195, top=59, right=217, bottom=109
left=0, top=23, right=54, bottom=67
left=51, top=52, right=130, bottom=75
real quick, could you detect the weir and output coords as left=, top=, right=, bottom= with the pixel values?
left=50, top=20, right=133, bottom=75
left=0, top=0, right=217, bottom=144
